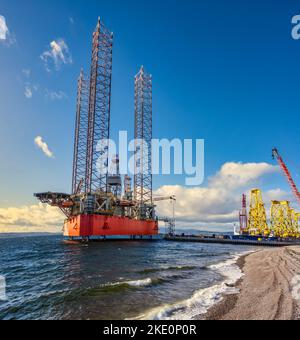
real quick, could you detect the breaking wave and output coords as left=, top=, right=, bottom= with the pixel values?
left=84, top=277, right=166, bottom=296
left=137, top=266, right=198, bottom=275
left=125, top=278, right=153, bottom=287
left=132, top=253, right=249, bottom=320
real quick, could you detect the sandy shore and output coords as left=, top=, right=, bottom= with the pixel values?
left=204, top=246, right=300, bottom=320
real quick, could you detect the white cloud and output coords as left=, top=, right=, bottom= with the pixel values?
left=0, top=161, right=290, bottom=234
left=0, top=15, right=16, bottom=46
left=22, top=69, right=31, bottom=78
left=0, top=203, right=64, bottom=233
left=34, top=136, right=54, bottom=158
left=209, top=162, right=279, bottom=189
left=24, top=85, right=33, bottom=99
left=21, top=69, right=40, bottom=99
left=45, top=89, right=68, bottom=100
left=24, top=83, right=38, bottom=99
left=40, top=39, right=72, bottom=72
left=0, top=15, right=8, bottom=40
left=155, top=162, right=287, bottom=232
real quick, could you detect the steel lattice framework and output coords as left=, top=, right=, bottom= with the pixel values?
left=289, top=208, right=298, bottom=236
left=271, top=201, right=293, bottom=238
left=72, top=70, right=89, bottom=194
left=86, top=18, right=113, bottom=193
left=134, top=66, right=153, bottom=204
left=247, top=189, right=270, bottom=236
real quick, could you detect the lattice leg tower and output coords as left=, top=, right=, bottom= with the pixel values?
left=134, top=66, right=153, bottom=205
left=86, top=18, right=113, bottom=193
left=72, top=69, right=89, bottom=194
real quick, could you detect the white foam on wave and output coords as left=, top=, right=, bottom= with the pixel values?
left=0, top=275, right=7, bottom=301
left=125, top=278, right=153, bottom=287
left=104, top=277, right=153, bottom=288
left=133, top=251, right=253, bottom=320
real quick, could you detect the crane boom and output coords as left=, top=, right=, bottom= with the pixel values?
left=272, top=148, right=300, bottom=205
left=153, top=195, right=176, bottom=202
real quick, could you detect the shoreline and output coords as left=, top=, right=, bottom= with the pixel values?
left=202, top=253, right=249, bottom=320
left=203, top=247, right=300, bottom=320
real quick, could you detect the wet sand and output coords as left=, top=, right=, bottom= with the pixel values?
left=204, top=246, right=300, bottom=320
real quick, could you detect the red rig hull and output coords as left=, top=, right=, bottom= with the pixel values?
left=63, top=214, right=159, bottom=238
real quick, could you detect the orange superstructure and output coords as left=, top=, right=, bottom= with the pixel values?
left=64, top=215, right=158, bottom=238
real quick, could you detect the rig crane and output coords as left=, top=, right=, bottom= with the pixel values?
left=154, top=196, right=176, bottom=236
left=272, top=148, right=300, bottom=206
left=153, top=196, right=176, bottom=203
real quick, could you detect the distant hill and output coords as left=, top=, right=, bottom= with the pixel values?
left=169, top=228, right=234, bottom=236
left=0, top=232, right=60, bottom=239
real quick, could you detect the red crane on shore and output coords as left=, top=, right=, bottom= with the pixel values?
left=272, top=148, right=300, bottom=206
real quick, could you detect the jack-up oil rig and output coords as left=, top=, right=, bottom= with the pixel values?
left=35, top=19, right=176, bottom=241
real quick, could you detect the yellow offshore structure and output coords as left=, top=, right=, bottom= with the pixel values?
left=290, top=209, right=299, bottom=237
left=247, top=189, right=270, bottom=236
left=270, top=201, right=293, bottom=238
left=246, top=191, right=300, bottom=238
left=292, top=210, right=300, bottom=237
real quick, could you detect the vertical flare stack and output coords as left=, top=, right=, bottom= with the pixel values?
left=239, top=194, right=248, bottom=233
left=134, top=66, right=153, bottom=205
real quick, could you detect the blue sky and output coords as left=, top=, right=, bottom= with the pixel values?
left=1, top=0, right=300, bottom=231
